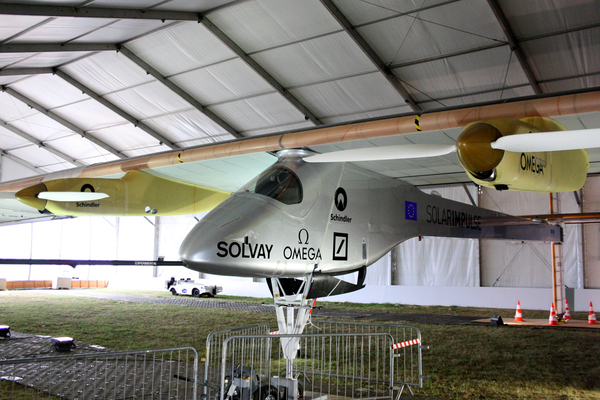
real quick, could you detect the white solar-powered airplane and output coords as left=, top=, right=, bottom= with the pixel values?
left=2, top=91, right=600, bottom=380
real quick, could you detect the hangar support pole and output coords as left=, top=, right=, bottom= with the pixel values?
left=550, top=193, right=565, bottom=314
left=390, top=246, right=399, bottom=286
left=153, top=216, right=160, bottom=278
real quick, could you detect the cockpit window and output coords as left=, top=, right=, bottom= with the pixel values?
left=247, top=167, right=303, bottom=205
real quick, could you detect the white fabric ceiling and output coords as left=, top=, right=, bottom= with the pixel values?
left=0, top=0, right=599, bottom=185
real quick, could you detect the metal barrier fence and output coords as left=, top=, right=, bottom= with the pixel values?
left=1, top=322, right=424, bottom=400
left=0, top=347, right=198, bottom=400
left=205, top=323, right=271, bottom=396
left=205, top=320, right=425, bottom=400
left=306, top=320, right=426, bottom=392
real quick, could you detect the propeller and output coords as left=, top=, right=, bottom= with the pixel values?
left=304, top=124, right=600, bottom=175
left=491, top=128, right=600, bottom=152
left=37, top=192, right=109, bottom=202
left=304, top=143, right=456, bottom=163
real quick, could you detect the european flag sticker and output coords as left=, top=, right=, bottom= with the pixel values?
left=405, top=201, right=417, bottom=221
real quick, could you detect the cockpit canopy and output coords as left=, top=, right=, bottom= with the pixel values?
left=244, top=166, right=303, bottom=205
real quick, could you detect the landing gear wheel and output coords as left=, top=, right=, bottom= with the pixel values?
left=192, top=288, right=200, bottom=297
left=170, top=288, right=178, bottom=296
left=258, top=385, right=279, bottom=400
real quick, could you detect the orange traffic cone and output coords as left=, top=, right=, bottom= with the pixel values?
left=563, top=299, right=571, bottom=320
left=587, top=302, right=597, bottom=325
left=548, top=303, right=559, bottom=326
left=514, top=301, right=524, bottom=322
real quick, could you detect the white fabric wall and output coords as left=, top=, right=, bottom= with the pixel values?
left=0, top=216, right=154, bottom=282
left=480, top=189, right=582, bottom=288
left=393, top=185, right=480, bottom=287
left=583, top=175, right=600, bottom=289
left=155, top=214, right=203, bottom=280
left=395, top=236, right=479, bottom=286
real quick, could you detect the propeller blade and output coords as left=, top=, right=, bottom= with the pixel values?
left=491, top=128, right=600, bottom=152
left=37, top=192, right=109, bottom=202
left=304, top=144, right=456, bottom=163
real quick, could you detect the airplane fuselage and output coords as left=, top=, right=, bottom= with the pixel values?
left=179, top=150, right=561, bottom=278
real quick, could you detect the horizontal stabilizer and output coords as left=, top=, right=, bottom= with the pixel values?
left=482, top=213, right=600, bottom=225
left=0, top=258, right=185, bottom=267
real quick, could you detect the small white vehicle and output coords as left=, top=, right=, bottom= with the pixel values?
left=165, top=277, right=223, bottom=297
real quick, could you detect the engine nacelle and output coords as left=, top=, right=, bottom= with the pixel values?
left=456, top=117, right=589, bottom=192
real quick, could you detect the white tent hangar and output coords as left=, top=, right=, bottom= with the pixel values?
left=0, top=0, right=599, bottom=311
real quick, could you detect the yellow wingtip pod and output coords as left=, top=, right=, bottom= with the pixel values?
left=457, top=117, right=589, bottom=192
left=15, top=183, right=48, bottom=211
left=16, top=171, right=230, bottom=217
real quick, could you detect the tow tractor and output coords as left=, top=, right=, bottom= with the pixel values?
left=165, top=277, right=223, bottom=297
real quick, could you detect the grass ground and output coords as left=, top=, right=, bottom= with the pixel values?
left=0, top=289, right=598, bottom=400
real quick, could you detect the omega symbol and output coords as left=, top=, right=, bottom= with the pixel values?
left=334, top=187, right=347, bottom=212
left=298, top=229, right=309, bottom=245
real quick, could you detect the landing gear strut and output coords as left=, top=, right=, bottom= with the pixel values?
left=269, top=275, right=314, bottom=400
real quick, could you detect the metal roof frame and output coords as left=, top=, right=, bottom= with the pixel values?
left=1, top=86, right=125, bottom=159
left=320, top=0, right=421, bottom=112
left=0, top=116, right=83, bottom=167
left=0, top=0, right=599, bottom=183
left=0, top=149, right=42, bottom=172
left=486, top=0, right=541, bottom=95
left=55, top=68, right=179, bottom=150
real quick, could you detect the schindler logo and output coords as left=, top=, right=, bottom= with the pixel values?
left=405, top=201, right=417, bottom=221
left=334, top=187, right=347, bottom=211
left=331, top=187, right=352, bottom=223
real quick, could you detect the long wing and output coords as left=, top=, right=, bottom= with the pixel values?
left=1, top=91, right=600, bottom=224
left=0, top=152, right=277, bottom=224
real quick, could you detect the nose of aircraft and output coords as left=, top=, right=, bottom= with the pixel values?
left=179, top=201, right=240, bottom=276
left=179, top=194, right=283, bottom=277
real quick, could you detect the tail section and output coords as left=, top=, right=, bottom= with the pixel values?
left=405, top=188, right=562, bottom=243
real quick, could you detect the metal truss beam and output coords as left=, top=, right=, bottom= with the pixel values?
left=0, top=43, right=118, bottom=53
left=0, top=117, right=83, bottom=167
left=54, top=69, right=179, bottom=150
left=390, top=43, right=507, bottom=69
left=0, top=149, right=42, bottom=172
left=117, top=46, right=244, bottom=139
left=0, top=3, right=201, bottom=21
left=319, top=0, right=422, bottom=112
left=0, top=44, right=245, bottom=139
left=0, top=67, right=54, bottom=76
left=487, top=0, right=542, bottom=95
left=1, top=86, right=126, bottom=159
left=200, top=17, right=324, bottom=126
